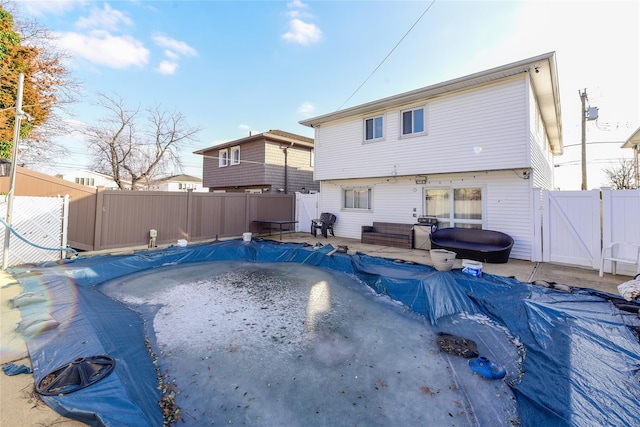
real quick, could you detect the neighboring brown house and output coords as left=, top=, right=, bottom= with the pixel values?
left=194, top=129, right=318, bottom=194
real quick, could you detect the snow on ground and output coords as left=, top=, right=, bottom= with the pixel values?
left=100, top=261, right=517, bottom=426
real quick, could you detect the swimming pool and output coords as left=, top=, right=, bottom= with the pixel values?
left=8, top=239, right=640, bottom=426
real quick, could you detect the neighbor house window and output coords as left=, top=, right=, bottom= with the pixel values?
left=74, top=177, right=95, bottom=187
left=231, top=146, right=240, bottom=165
left=364, top=115, right=384, bottom=141
left=343, top=187, right=372, bottom=210
left=425, top=187, right=482, bottom=228
left=219, top=149, right=228, bottom=167
left=401, top=106, right=425, bottom=136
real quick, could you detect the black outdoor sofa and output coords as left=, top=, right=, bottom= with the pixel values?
left=430, top=227, right=514, bottom=263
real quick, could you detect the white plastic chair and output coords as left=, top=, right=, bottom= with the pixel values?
left=599, top=242, right=640, bottom=277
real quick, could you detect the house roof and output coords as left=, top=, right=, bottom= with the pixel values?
left=194, top=129, right=314, bottom=154
left=153, top=174, right=202, bottom=183
left=622, top=126, right=640, bottom=149
left=300, top=52, right=563, bottom=155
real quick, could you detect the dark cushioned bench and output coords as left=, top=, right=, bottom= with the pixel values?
left=430, top=227, right=514, bottom=263
left=361, top=222, right=414, bottom=249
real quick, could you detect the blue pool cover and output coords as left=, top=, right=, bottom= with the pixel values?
left=9, top=239, right=640, bottom=426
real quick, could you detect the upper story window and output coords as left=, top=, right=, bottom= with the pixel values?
left=401, top=106, right=425, bottom=136
left=231, top=146, right=241, bottom=165
left=219, top=149, right=228, bottom=167
left=364, top=115, right=384, bottom=141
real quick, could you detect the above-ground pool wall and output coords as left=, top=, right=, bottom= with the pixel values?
left=10, top=239, right=640, bottom=427
left=318, top=170, right=533, bottom=260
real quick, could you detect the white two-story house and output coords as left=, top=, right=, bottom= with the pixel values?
left=299, top=52, right=563, bottom=261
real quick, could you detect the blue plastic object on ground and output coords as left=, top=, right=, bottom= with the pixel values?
left=469, top=356, right=506, bottom=379
left=2, top=363, right=32, bottom=376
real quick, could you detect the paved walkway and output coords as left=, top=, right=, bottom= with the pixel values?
left=280, top=233, right=626, bottom=295
left=0, top=232, right=632, bottom=426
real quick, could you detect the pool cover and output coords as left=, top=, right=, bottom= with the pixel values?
left=8, top=239, right=640, bottom=426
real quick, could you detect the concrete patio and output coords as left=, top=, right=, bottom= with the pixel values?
left=275, top=232, right=629, bottom=295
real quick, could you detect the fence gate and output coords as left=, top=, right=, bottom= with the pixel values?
left=540, top=189, right=601, bottom=268
left=295, top=192, right=319, bottom=233
left=601, top=188, right=640, bottom=275
left=0, top=196, right=68, bottom=267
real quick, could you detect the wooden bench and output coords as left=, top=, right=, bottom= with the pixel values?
left=430, top=227, right=514, bottom=263
left=361, top=222, right=414, bottom=249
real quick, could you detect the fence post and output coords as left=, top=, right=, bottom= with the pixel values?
left=541, top=189, right=550, bottom=262
left=186, top=189, right=193, bottom=241
left=245, top=193, right=251, bottom=233
left=93, top=187, right=105, bottom=251
left=532, top=188, right=543, bottom=262
left=61, top=194, right=70, bottom=259
left=600, top=188, right=612, bottom=265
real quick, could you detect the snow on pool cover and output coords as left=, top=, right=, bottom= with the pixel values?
left=8, top=239, right=640, bottom=427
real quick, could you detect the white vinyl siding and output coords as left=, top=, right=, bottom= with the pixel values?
left=527, top=81, right=555, bottom=189
left=314, top=76, right=529, bottom=181
left=320, top=169, right=532, bottom=260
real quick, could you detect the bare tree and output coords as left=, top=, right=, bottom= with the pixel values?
left=85, top=93, right=201, bottom=190
left=603, top=159, right=636, bottom=190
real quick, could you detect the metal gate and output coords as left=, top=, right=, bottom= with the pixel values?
left=295, top=192, right=319, bottom=233
left=0, top=196, right=68, bottom=267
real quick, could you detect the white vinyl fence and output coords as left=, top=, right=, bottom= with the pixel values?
left=535, top=188, right=640, bottom=275
left=295, top=192, right=319, bottom=233
left=0, top=196, right=69, bottom=267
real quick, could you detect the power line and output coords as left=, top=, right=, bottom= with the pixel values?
left=336, top=0, right=437, bottom=111
left=563, top=141, right=625, bottom=148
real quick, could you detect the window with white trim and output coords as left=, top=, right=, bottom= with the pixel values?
left=231, top=146, right=240, bottom=165
left=343, top=187, right=372, bottom=210
left=401, top=106, right=425, bottom=136
left=425, top=187, right=483, bottom=229
left=219, top=149, right=228, bottom=167
left=364, top=115, right=384, bottom=141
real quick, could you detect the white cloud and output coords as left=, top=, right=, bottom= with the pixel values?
left=20, top=0, right=83, bottom=16
left=76, top=4, right=133, bottom=32
left=153, top=34, right=198, bottom=57
left=164, top=50, right=180, bottom=60
left=287, top=0, right=309, bottom=10
left=298, top=102, right=315, bottom=116
left=282, top=18, right=322, bottom=46
left=151, top=34, right=197, bottom=75
left=282, top=1, right=321, bottom=46
left=57, top=30, right=149, bottom=69
left=156, top=60, right=179, bottom=75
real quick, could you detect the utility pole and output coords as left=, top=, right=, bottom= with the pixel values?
left=2, top=73, right=24, bottom=270
left=579, top=89, right=588, bottom=191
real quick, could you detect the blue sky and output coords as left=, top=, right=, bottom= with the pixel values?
left=18, top=0, right=640, bottom=189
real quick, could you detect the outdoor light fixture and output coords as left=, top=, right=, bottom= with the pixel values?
left=0, top=159, right=11, bottom=177
left=415, top=176, right=427, bottom=185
